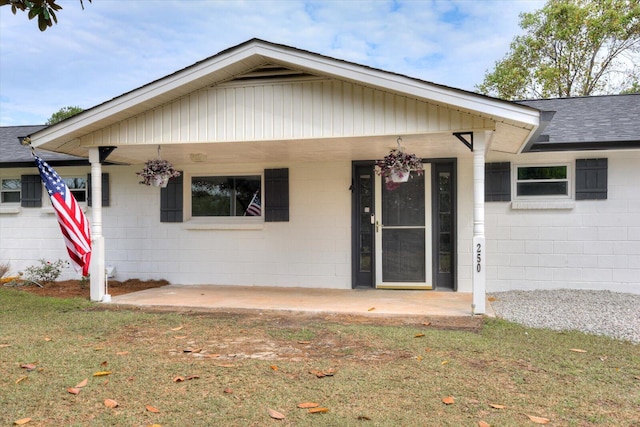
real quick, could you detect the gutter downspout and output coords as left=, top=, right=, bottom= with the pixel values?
left=88, top=148, right=106, bottom=302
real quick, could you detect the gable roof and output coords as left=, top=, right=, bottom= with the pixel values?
left=26, top=38, right=540, bottom=160
left=0, top=125, right=87, bottom=168
left=517, top=94, right=640, bottom=152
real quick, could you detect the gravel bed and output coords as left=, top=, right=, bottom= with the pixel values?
left=488, top=289, right=640, bottom=344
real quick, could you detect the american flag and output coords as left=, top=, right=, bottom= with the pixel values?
left=33, top=154, right=92, bottom=276
left=245, top=190, right=261, bottom=216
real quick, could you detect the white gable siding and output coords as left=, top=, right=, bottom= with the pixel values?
left=485, top=151, right=640, bottom=294
left=80, top=80, right=494, bottom=147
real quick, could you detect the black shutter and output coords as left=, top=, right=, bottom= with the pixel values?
left=265, top=168, right=289, bottom=222
left=576, top=159, right=607, bottom=200
left=87, top=173, right=110, bottom=207
left=160, top=172, right=183, bottom=222
left=485, top=162, right=511, bottom=202
left=20, top=175, right=42, bottom=207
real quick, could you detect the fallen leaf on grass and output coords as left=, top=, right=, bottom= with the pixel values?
left=67, top=387, right=81, bottom=395
left=268, top=408, right=286, bottom=420
left=13, top=417, right=31, bottom=425
left=414, top=333, right=425, bottom=338
left=297, top=341, right=311, bottom=344
left=367, top=307, right=375, bottom=311
left=489, top=403, right=505, bottom=409
left=357, top=415, right=372, bottom=420
left=116, top=351, right=129, bottom=356
left=478, top=421, right=491, bottom=427
left=44, top=337, right=52, bottom=342
left=270, top=365, right=278, bottom=371
left=487, top=296, right=497, bottom=302
left=100, top=361, right=108, bottom=367
left=297, top=402, right=319, bottom=409
left=20, top=363, right=37, bottom=371
left=309, top=368, right=336, bottom=378
left=442, top=396, right=455, bottom=405
left=223, top=387, right=233, bottom=394
left=104, top=399, right=118, bottom=408
left=0, top=343, right=12, bottom=348
left=171, top=326, right=184, bottom=331
left=526, top=414, right=550, bottom=424
left=15, top=376, right=28, bottom=384
left=569, top=348, right=587, bottom=353
left=146, top=405, right=160, bottom=413
left=173, top=376, right=185, bottom=382
left=183, top=348, right=202, bottom=353
left=75, top=378, right=88, bottom=388
left=185, top=375, right=199, bottom=380
left=308, top=407, right=329, bottom=413
left=422, top=322, right=431, bottom=326
left=93, top=371, right=111, bottom=377
left=441, top=360, right=449, bottom=365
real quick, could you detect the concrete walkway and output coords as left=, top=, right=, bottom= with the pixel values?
left=110, top=285, right=494, bottom=318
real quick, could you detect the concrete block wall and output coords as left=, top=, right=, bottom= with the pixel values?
left=485, top=150, right=640, bottom=294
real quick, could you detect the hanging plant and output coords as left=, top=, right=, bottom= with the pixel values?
left=375, top=148, right=424, bottom=190
left=137, top=159, right=181, bottom=187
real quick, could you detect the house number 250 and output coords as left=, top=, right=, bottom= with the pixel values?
left=476, top=243, right=482, bottom=273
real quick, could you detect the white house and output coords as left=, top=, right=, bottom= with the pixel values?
left=1, top=39, right=638, bottom=311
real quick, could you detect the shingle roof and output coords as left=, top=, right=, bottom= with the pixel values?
left=517, top=94, right=640, bottom=151
left=0, top=125, right=87, bottom=166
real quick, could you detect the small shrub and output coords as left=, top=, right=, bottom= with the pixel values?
left=23, top=259, right=68, bottom=284
left=0, top=262, right=10, bottom=278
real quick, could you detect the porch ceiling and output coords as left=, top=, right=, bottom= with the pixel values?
left=76, top=132, right=478, bottom=167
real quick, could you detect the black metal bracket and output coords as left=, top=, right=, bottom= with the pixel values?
left=453, top=132, right=473, bottom=152
left=99, top=146, right=117, bottom=163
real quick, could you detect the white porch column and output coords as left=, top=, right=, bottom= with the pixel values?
left=472, top=131, right=492, bottom=315
left=88, top=148, right=106, bottom=302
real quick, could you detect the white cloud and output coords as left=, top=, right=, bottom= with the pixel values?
left=0, top=0, right=544, bottom=125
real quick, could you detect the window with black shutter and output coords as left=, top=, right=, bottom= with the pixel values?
left=160, top=173, right=184, bottom=222
left=87, top=173, right=110, bottom=207
left=20, top=175, right=42, bottom=207
left=265, top=168, right=289, bottom=222
left=575, top=159, right=607, bottom=200
left=485, top=162, right=511, bottom=202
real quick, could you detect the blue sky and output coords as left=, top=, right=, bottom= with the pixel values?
left=0, top=0, right=545, bottom=126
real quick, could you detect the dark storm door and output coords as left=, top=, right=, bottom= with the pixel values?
left=352, top=164, right=375, bottom=288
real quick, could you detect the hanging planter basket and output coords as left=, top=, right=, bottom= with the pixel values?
left=150, top=174, right=171, bottom=188
left=375, top=140, right=424, bottom=190
left=389, top=168, right=411, bottom=183
left=137, top=154, right=181, bottom=187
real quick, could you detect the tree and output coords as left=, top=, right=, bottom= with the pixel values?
left=0, top=0, right=91, bottom=31
left=477, top=0, right=640, bottom=99
left=45, top=106, right=83, bottom=125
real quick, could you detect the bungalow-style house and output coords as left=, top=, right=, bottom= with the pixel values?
left=1, top=39, right=638, bottom=313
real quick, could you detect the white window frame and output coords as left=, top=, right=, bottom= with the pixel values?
left=184, top=171, right=264, bottom=227
left=1, top=178, right=21, bottom=204
left=513, top=163, right=572, bottom=201
left=41, top=176, right=88, bottom=208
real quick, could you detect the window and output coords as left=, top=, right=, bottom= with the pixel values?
left=515, top=165, right=569, bottom=198
left=191, top=175, right=261, bottom=217
left=63, top=177, right=87, bottom=202
left=1, top=178, right=21, bottom=203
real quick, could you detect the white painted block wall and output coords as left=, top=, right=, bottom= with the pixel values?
left=484, top=151, right=640, bottom=294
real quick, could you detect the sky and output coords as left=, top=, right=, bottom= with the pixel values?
left=0, top=0, right=546, bottom=126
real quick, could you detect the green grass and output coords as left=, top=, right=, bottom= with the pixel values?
left=1, top=288, right=639, bottom=426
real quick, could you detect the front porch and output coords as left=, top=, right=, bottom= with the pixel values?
left=110, top=284, right=495, bottom=319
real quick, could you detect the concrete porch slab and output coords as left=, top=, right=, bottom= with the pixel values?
left=109, top=285, right=494, bottom=318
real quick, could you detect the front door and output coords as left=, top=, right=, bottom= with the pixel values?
left=352, top=161, right=455, bottom=290
left=375, top=164, right=432, bottom=289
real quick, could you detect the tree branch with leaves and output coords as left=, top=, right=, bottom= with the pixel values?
left=477, top=0, right=640, bottom=99
left=1, top=0, right=91, bottom=31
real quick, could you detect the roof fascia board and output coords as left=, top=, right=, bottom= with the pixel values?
left=30, top=40, right=539, bottom=147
